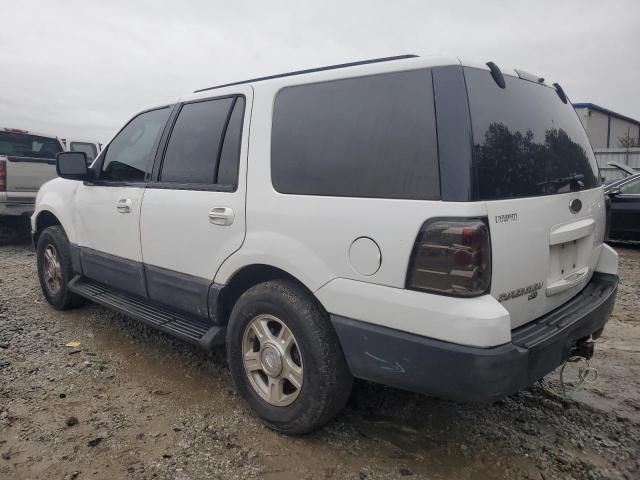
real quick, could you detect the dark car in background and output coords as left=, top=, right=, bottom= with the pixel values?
left=605, top=167, right=640, bottom=241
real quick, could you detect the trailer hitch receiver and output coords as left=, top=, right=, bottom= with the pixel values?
left=570, top=340, right=595, bottom=360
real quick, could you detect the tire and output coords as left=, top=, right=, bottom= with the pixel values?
left=226, top=279, right=353, bottom=435
left=36, top=225, right=84, bottom=310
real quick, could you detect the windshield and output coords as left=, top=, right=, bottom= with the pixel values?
left=464, top=67, right=599, bottom=200
left=0, top=131, right=63, bottom=159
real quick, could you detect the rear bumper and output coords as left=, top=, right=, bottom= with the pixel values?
left=331, top=272, right=618, bottom=402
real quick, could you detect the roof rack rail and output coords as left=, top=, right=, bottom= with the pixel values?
left=194, top=54, right=419, bottom=93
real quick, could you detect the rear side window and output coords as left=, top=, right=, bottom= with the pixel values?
left=160, top=97, right=234, bottom=184
left=217, top=97, right=245, bottom=187
left=464, top=67, right=599, bottom=200
left=102, top=108, right=171, bottom=182
left=271, top=70, right=440, bottom=200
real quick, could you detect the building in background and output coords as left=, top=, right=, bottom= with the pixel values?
left=573, top=103, right=640, bottom=149
left=573, top=103, right=640, bottom=182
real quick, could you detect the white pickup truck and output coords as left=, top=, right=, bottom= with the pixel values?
left=0, top=128, right=100, bottom=243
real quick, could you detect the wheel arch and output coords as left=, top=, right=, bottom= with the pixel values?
left=215, top=263, right=329, bottom=326
left=33, top=210, right=62, bottom=245
left=32, top=179, right=79, bottom=245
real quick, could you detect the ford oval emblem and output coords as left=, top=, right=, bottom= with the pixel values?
left=569, top=198, right=582, bottom=214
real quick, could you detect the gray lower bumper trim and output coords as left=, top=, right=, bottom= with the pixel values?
left=330, top=272, right=618, bottom=402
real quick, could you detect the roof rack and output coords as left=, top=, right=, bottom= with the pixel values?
left=194, top=54, right=419, bottom=93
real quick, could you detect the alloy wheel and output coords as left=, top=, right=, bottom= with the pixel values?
left=242, top=314, right=303, bottom=406
left=43, top=244, right=62, bottom=295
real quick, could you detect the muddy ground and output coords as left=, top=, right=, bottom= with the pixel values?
left=0, top=242, right=638, bottom=480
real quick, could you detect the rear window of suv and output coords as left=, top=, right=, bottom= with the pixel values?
left=0, top=131, right=63, bottom=159
left=464, top=67, right=599, bottom=200
left=271, top=69, right=440, bottom=200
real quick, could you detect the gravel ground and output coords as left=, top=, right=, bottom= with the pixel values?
left=0, top=242, right=639, bottom=480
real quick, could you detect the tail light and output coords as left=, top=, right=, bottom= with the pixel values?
left=0, top=159, right=6, bottom=192
left=406, top=218, right=492, bottom=297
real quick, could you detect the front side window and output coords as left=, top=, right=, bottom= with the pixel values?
left=620, top=177, right=640, bottom=194
left=271, top=69, right=440, bottom=200
left=70, top=142, right=98, bottom=162
left=101, top=107, right=171, bottom=182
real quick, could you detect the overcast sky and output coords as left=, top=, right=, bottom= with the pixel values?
left=1, top=0, right=638, bottom=143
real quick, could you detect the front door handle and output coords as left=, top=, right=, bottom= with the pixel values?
left=209, top=207, right=234, bottom=226
left=116, top=198, right=132, bottom=213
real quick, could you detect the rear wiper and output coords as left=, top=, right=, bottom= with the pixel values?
left=537, top=174, right=585, bottom=192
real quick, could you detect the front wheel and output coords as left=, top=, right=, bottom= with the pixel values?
left=36, top=226, right=83, bottom=310
left=226, top=279, right=353, bottom=435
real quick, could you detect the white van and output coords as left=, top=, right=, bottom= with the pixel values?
left=66, top=140, right=101, bottom=163
left=31, top=55, right=619, bottom=434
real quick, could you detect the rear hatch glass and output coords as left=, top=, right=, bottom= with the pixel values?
left=0, top=131, right=63, bottom=159
left=464, top=67, right=599, bottom=200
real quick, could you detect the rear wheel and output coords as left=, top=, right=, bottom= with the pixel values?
left=226, top=279, right=353, bottom=435
left=36, top=226, right=83, bottom=310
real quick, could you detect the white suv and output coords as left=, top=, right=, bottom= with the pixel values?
left=32, top=55, right=619, bottom=434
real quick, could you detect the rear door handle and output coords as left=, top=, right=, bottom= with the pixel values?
left=209, top=207, right=234, bottom=226
left=116, top=198, right=132, bottom=213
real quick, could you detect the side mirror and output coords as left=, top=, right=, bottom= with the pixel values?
left=56, top=152, right=88, bottom=180
left=607, top=187, right=621, bottom=197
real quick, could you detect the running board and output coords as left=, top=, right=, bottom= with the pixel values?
left=68, top=276, right=225, bottom=350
